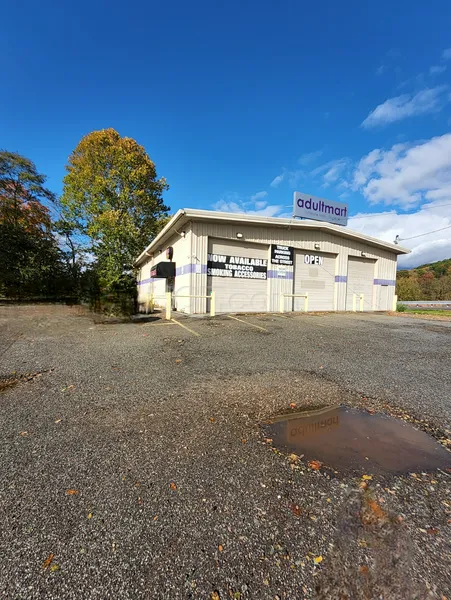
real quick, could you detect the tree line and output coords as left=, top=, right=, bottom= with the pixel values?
left=0, top=128, right=169, bottom=314
left=396, top=259, right=451, bottom=301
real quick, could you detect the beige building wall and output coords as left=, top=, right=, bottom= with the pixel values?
left=137, top=226, right=193, bottom=313
left=188, top=220, right=397, bottom=313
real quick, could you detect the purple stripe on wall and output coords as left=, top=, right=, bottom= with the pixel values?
left=138, top=277, right=158, bottom=286
left=335, top=275, right=347, bottom=283
left=175, top=263, right=207, bottom=276
left=267, top=270, right=294, bottom=280
left=374, top=279, right=396, bottom=286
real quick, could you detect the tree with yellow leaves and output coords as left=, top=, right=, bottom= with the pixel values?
left=60, top=128, right=169, bottom=291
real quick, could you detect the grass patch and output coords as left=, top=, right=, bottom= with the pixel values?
left=403, top=309, right=451, bottom=316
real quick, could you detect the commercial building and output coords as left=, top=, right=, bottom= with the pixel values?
left=135, top=208, right=409, bottom=314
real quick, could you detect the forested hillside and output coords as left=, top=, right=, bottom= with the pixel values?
left=396, top=259, right=451, bottom=300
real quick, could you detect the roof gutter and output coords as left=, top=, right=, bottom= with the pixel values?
left=133, top=209, right=186, bottom=267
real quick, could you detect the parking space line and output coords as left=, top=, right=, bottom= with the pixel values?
left=171, top=318, right=201, bottom=336
left=142, top=322, right=176, bottom=326
left=227, top=315, right=268, bottom=331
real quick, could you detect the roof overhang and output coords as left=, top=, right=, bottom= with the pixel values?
left=134, top=208, right=410, bottom=266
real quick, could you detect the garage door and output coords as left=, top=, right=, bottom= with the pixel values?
left=207, top=239, right=269, bottom=313
left=293, top=251, right=336, bottom=311
left=346, top=257, right=376, bottom=311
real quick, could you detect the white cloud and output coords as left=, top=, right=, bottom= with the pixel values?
left=213, top=193, right=287, bottom=218
left=270, top=167, right=305, bottom=189
left=270, top=173, right=285, bottom=188
left=361, top=86, right=448, bottom=128
left=352, top=133, right=451, bottom=207
left=430, top=64, right=447, bottom=75
left=348, top=202, right=451, bottom=268
left=298, top=150, right=323, bottom=166
left=311, top=158, right=351, bottom=187
left=442, top=48, right=451, bottom=60
left=376, top=65, right=385, bottom=76
left=250, top=190, right=268, bottom=202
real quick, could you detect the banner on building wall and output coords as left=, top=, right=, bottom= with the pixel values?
left=207, top=253, right=267, bottom=279
left=271, top=245, right=294, bottom=266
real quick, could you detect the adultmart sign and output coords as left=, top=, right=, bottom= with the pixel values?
left=207, top=254, right=267, bottom=279
left=293, top=191, right=348, bottom=226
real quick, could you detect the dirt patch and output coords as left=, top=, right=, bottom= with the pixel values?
left=0, top=368, right=54, bottom=394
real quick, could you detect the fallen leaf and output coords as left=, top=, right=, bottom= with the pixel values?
left=427, top=527, right=439, bottom=535
left=55, top=419, right=62, bottom=424
left=19, top=431, right=28, bottom=436
left=218, top=544, right=223, bottom=552
left=241, top=439, right=247, bottom=444
left=362, top=499, right=386, bottom=524
left=288, top=453, right=299, bottom=463
left=66, top=489, right=79, bottom=495
left=362, top=475, right=373, bottom=481
left=211, top=592, right=220, bottom=600
left=170, top=482, right=177, bottom=491
left=289, top=402, right=297, bottom=409
left=289, top=503, right=302, bottom=517
left=308, top=460, right=322, bottom=471
left=87, top=513, right=93, bottom=519
left=153, top=515, right=158, bottom=521
left=264, top=438, right=273, bottom=444
left=359, top=565, right=369, bottom=575
left=313, top=556, right=323, bottom=564
left=50, top=563, right=59, bottom=572
left=42, top=553, right=55, bottom=570
left=209, top=417, right=215, bottom=423
left=175, top=359, right=182, bottom=364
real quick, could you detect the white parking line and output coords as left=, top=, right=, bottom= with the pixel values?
left=171, top=318, right=201, bottom=337
left=227, top=315, right=268, bottom=331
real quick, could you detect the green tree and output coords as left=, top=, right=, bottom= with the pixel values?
left=396, top=276, right=422, bottom=301
left=0, top=151, right=67, bottom=298
left=60, top=128, right=169, bottom=290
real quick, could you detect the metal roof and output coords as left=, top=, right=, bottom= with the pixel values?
left=134, top=208, right=410, bottom=266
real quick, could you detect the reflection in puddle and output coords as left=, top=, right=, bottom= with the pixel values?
left=263, top=405, right=451, bottom=474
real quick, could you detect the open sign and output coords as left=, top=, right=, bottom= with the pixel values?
left=304, top=255, right=324, bottom=266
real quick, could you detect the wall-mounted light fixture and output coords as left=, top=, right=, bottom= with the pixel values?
left=361, top=251, right=366, bottom=257
left=236, top=232, right=243, bottom=239
left=314, top=243, right=320, bottom=250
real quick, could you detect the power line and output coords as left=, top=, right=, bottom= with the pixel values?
left=349, top=201, right=451, bottom=219
left=398, top=224, right=451, bottom=242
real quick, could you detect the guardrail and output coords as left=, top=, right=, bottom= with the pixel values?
left=279, top=293, right=308, bottom=313
left=396, top=300, right=451, bottom=311
left=147, top=292, right=216, bottom=319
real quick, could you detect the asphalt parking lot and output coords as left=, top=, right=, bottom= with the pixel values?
left=0, top=305, right=450, bottom=599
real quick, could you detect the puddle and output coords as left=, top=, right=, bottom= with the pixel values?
left=262, top=405, right=451, bottom=474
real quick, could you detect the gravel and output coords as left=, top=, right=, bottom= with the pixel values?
left=0, top=305, right=450, bottom=599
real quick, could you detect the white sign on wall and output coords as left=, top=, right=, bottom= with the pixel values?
left=304, top=254, right=324, bottom=266
left=293, top=191, right=348, bottom=226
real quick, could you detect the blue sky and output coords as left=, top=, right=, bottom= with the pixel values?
left=2, top=0, right=451, bottom=267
